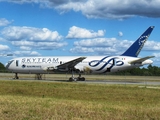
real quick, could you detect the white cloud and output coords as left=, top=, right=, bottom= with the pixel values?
left=30, top=51, right=41, bottom=56
left=0, top=37, right=6, bottom=42
left=70, top=38, right=160, bottom=55
left=2, top=0, right=160, bottom=19
left=1, top=26, right=67, bottom=51
left=35, top=42, right=68, bottom=50
left=94, top=47, right=117, bottom=53
left=70, top=46, right=117, bottom=55
left=0, top=44, right=10, bottom=51
left=66, top=26, right=105, bottom=39
left=55, top=0, right=160, bottom=19
left=0, top=18, right=12, bottom=26
left=74, top=38, right=117, bottom=47
left=2, top=26, right=63, bottom=41
left=12, top=41, right=34, bottom=46
left=118, top=31, right=123, bottom=37
left=70, top=38, right=122, bottom=55
left=153, top=53, right=160, bottom=58
left=11, top=40, right=68, bottom=50
left=152, top=53, right=160, bottom=65
left=144, top=41, right=160, bottom=51
left=20, top=46, right=32, bottom=51
left=0, top=0, right=39, bottom=4
left=28, top=0, right=160, bottom=19
left=118, top=40, right=133, bottom=49
left=70, top=46, right=94, bottom=54
left=14, top=50, right=41, bottom=56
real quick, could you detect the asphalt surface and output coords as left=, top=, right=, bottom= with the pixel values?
left=77, top=80, right=160, bottom=86
left=1, top=73, right=160, bottom=86
left=2, top=77, right=160, bottom=86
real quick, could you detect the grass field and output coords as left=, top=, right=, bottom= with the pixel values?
left=0, top=78, right=160, bottom=120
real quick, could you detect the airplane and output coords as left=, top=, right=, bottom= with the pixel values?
left=5, top=26, right=155, bottom=81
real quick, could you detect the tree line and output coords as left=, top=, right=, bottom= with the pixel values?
left=0, top=62, right=8, bottom=72
left=0, top=62, right=160, bottom=76
left=111, top=64, right=160, bottom=76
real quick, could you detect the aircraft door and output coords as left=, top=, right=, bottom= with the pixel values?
left=16, top=60, right=19, bottom=67
left=113, top=58, right=116, bottom=66
left=106, top=58, right=116, bottom=72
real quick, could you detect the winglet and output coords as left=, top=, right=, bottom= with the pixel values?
left=121, top=26, right=155, bottom=57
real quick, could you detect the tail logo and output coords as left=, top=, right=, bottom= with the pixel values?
left=139, top=35, right=148, bottom=45
left=121, top=26, right=154, bottom=57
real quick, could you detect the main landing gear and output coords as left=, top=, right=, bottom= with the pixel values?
left=13, top=73, right=44, bottom=80
left=35, top=74, right=43, bottom=80
left=14, top=73, right=19, bottom=79
left=69, top=70, right=85, bottom=82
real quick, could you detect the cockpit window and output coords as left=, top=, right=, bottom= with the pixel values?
left=6, top=60, right=14, bottom=69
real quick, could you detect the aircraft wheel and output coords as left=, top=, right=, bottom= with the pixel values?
left=77, top=77, right=85, bottom=81
left=81, top=77, right=85, bottom=81
left=69, top=77, right=73, bottom=81
left=69, top=77, right=77, bottom=82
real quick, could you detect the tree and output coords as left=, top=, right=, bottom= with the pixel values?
left=0, top=62, right=6, bottom=72
left=147, top=64, right=160, bottom=76
left=111, top=64, right=160, bottom=76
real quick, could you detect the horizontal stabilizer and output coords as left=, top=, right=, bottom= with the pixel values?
left=129, top=56, right=155, bottom=64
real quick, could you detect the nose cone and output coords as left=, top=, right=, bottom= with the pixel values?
left=5, top=63, right=8, bottom=68
left=5, top=63, right=10, bottom=70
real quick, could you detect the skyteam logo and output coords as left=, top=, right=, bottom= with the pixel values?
left=136, top=35, right=148, bottom=56
left=89, top=56, right=124, bottom=73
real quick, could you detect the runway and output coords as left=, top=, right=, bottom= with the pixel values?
left=0, top=73, right=160, bottom=86
left=2, top=78, right=160, bottom=86
left=0, top=79, right=160, bottom=86
left=77, top=80, right=160, bottom=86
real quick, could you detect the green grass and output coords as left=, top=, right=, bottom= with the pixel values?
left=0, top=80, right=160, bottom=120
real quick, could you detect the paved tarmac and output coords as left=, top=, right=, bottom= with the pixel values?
left=2, top=78, right=160, bottom=86
left=77, top=80, right=160, bottom=86
left=1, top=73, right=160, bottom=86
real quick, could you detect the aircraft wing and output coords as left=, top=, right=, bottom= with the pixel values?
left=56, top=57, right=86, bottom=70
left=129, top=56, right=155, bottom=64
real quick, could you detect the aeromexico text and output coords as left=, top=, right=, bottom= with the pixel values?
left=21, top=58, right=59, bottom=63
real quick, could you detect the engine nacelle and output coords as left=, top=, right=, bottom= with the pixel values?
left=43, top=67, right=55, bottom=71
left=47, top=67, right=55, bottom=71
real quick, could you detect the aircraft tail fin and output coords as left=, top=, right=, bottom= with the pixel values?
left=121, top=26, right=154, bottom=57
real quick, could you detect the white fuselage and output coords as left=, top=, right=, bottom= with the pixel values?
left=5, top=56, right=153, bottom=74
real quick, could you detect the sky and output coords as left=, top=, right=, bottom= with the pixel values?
left=0, top=0, right=160, bottom=67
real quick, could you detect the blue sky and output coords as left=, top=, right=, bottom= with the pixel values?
left=0, top=0, right=160, bottom=66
